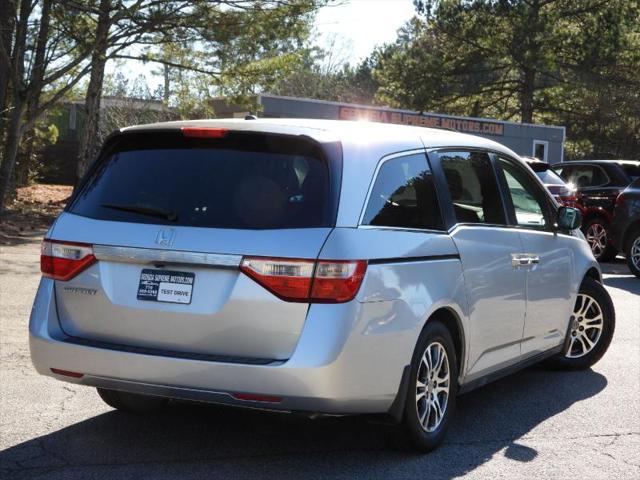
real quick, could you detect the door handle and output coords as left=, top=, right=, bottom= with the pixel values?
left=511, top=254, right=540, bottom=268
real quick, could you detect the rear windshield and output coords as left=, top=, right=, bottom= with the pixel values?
left=535, top=169, right=565, bottom=186
left=620, top=163, right=640, bottom=181
left=69, top=131, right=337, bottom=229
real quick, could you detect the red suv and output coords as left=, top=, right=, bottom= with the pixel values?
left=552, top=160, right=640, bottom=261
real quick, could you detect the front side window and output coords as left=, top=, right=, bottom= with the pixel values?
left=498, top=157, right=550, bottom=228
left=439, top=151, right=505, bottom=225
left=361, top=153, right=443, bottom=230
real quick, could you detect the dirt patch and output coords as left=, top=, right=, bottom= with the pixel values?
left=0, top=184, right=73, bottom=245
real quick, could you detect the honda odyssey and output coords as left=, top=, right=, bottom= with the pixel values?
left=30, top=119, right=615, bottom=451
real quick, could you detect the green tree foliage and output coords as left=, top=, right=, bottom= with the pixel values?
left=0, top=0, right=100, bottom=212
left=0, top=0, right=325, bottom=213
left=75, top=0, right=327, bottom=179
left=375, top=0, right=640, bottom=158
left=100, top=72, right=179, bottom=147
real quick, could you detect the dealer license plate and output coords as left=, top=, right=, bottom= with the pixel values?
left=137, top=269, right=195, bottom=304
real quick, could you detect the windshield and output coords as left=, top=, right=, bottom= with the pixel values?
left=536, top=169, right=566, bottom=186
left=69, top=132, right=336, bottom=229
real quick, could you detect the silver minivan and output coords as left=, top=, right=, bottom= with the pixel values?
left=30, top=119, right=615, bottom=451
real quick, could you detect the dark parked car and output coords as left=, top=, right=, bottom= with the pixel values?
left=552, top=160, right=640, bottom=261
left=612, top=178, right=640, bottom=277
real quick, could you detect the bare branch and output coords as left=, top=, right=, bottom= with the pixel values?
left=112, top=53, right=222, bottom=76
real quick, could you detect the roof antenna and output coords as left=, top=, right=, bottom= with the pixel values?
left=245, top=114, right=257, bottom=120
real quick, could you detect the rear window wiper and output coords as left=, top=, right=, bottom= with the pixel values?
left=100, top=203, right=178, bottom=221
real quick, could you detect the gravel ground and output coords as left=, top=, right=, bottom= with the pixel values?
left=1, top=237, right=639, bottom=480
left=0, top=184, right=71, bottom=245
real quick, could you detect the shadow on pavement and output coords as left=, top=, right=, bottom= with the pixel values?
left=0, top=229, right=47, bottom=247
left=0, top=368, right=607, bottom=479
left=603, top=274, right=640, bottom=295
left=599, top=259, right=631, bottom=276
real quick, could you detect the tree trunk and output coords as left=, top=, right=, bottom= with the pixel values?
left=518, top=0, right=540, bottom=124
left=14, top=128, right=35, bottom=186
left=0, top=0, right=30, bottom=214
left=0, top=99, right=24, bottom=213
left=520, top=67, right=535, bottom=124
left=163, top=64, right=170, bottom=104
left=16, top=0, right=52, bottom=186
left=0, top=0, right=17, bottom=137
left=76, top=0, right=112, bottom=183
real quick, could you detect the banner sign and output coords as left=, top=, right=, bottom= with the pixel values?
left=338, top=106, right=504, bottom=136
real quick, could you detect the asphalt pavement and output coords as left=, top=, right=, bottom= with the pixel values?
left=1, top=234, right=639, bottom=479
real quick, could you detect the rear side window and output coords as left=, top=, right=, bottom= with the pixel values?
left=69, top=132, right=337, bottom=229
left=557, top=165, right=609, bottom=188
left=361, top=153, right=443, bottom=230
left=439, top=151, right=505, bottom=225
left=619, top=163, right=640, bottom=181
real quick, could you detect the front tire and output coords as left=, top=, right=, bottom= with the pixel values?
left=97, top=388, right=168, bottom=413
left=624, top=228, right=640, bottom=278
left=546, top=277, right=615, bottom=370
left=397, top=321, right=458, bottom=452
left=584, top=218, right=617, bottom=262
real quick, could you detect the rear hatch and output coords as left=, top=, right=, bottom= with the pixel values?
left=48, top=127, right=342, bottom=362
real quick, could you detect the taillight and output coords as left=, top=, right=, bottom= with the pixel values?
left=240, top=257, right=367, bottom=303
left=240, top=257, right=314, bottom=301
left=311, top=260, right=368, bottom=303
left=559, top=195, right=579, bottom=203
left=41, top=240, right=96, bottom=281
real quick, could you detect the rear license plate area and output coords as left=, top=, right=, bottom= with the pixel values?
left=137, top=269, right=195, bottom=304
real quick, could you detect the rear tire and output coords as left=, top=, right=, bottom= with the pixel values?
left=545, top=277, right=615, bottom=370
left=97, top=388, right=168, bottom=413
left=624, top=227, right=640, bottom=278
left=584, top=218, right=617, bottom=262
left=396, top=321, right=458, bottom=452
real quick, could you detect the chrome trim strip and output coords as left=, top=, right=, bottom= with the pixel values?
left=92, top=245, right=242, bottom=268
left=369, top=254, right=460, bottom=265
left=357, top=225, right=447, bottom=235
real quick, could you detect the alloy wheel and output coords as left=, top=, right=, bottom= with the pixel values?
left=585, top=223, right=608, bottom=258
left=416, top=342, right=450, bottom=432
left=631, top=236, right=640, bottom=270
left=565, top=294, right=604, bottom=358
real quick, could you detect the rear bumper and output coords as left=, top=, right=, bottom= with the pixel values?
left=29, top=278, right=411, bottom=415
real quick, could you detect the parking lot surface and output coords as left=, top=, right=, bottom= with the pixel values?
left=1, top=236, right=639, bottom=479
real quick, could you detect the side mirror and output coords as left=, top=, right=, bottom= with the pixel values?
left=557, top=206, right=582, bottom=230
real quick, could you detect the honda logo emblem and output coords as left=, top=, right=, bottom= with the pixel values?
left=155, top=228, right=176, bottom=247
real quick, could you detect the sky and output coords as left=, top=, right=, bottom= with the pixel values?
left=105, top=0, right=417, bottom=92
left=314, top=0, right=416, bottom=63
